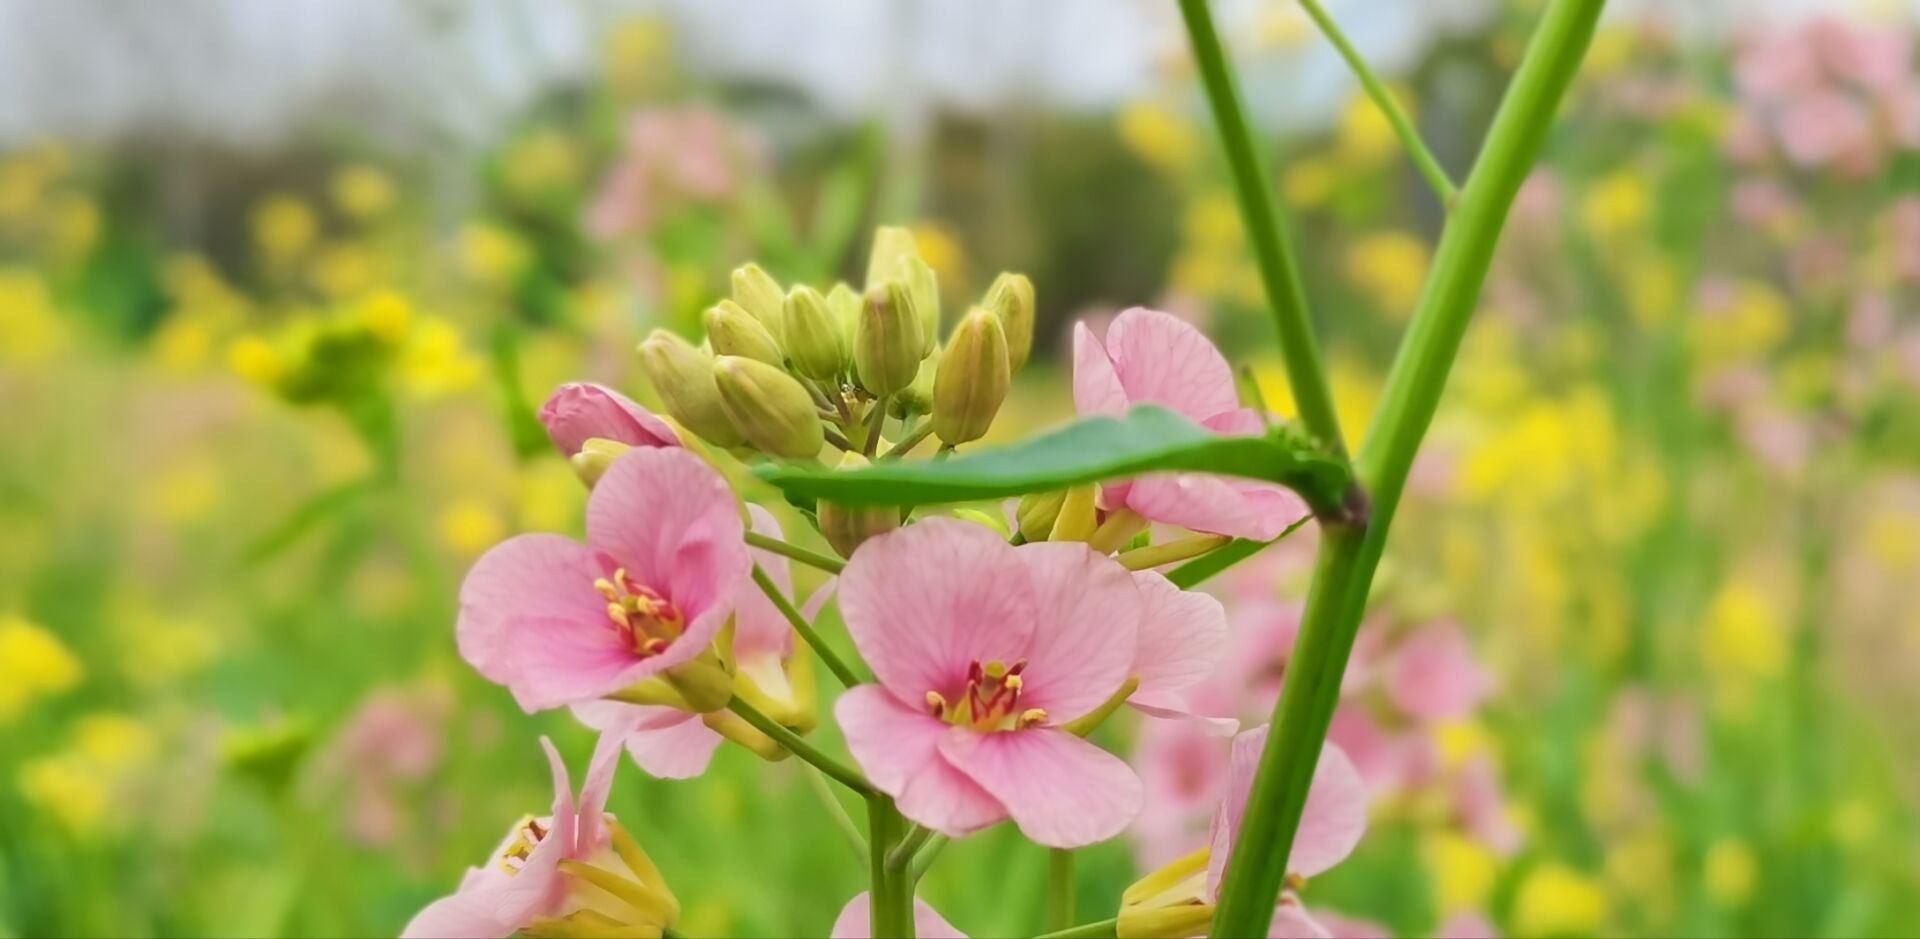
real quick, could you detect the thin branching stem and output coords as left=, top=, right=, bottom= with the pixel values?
left=1299, top=0, right=1459, bottom=207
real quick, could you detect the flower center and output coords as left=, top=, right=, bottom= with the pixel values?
left=595, top=568, right=684, bottom=658
left=497, top=815, right=549, bottom=875
left=924, top=659, right=1047, bottom=732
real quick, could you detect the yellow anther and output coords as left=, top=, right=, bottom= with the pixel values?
left=640, top=637, right=670, bottom=656
left=983, top=660, right=1008, bottom=679
left=1285, top=872, right=1308, bottom=893
left=1004, top=673, right=1023, bottom=693
left=612, top=568, right=634, bottom=592
left=606, top=603, right=632, bottom=626
left=925, top=690, right=948, bottom=716
left=1017, top=707, right=1048, bottom=728
left=594, top=578, right=620, bottom=602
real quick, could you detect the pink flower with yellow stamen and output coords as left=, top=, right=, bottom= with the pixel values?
left=537, top=382, right=681, bottom=456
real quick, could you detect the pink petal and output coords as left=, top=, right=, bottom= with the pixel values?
left=405, top=742, right=579, bottom=936
left=573, top=727, right=625, bottom=852
left=1313, top=910, right=1392, bottom=939
left=1269, top=900, right=1334, bottom=939
left=1388, top=623, right=1494, bottom=722
left=1124, top=473, right=1303, bottom=541
left=539, top=737, right=579, bottom=857
left=735, top=505, right=798, bottom=659
left=830, top=893, right=970, bottom=939
left=938, top=727, right=1142, bottom=849
left=1102, top=308, right=1241, bottom=421
left=538, top=382, right=680, bottom=455
left=572, top=701, right=722, bottom=780
left=1072, top=321, right=1131, bottom=416
left=400, top=881, right=522, bottom=939
left=586, top=447, right=749, bottom=673
left=1436, top=912, right=1499, bottom=939
left=1127, top=570, right=1228, bottom=713
left=839, top=519, right=1035, bottom=701
left=1208, top=730, right=1368, bottom=898
left=1013, top=542, right=1141, bottom=721
left=836, top=686, right=1007, bottom=836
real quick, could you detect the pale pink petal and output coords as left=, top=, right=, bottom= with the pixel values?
left=1072, top=322, right=1131, bottom=416
left=735, top=505, right=797, bottom=659
left=1389, top=623, right=1494, bottom=722
left=1125, top=473, right=1299, bottom=541
left=571, top=701, right=722, bottom=780
left=1013, top=542, right=1141, bottom=721
left=1269, top=900, right=1334, bottom=939
left=1201, top=407, right=1268, bottom=436
left=836, top=686, right=1006, bottom=835
left=1102, top=307, right=1241, bottom=420
left=539, top=736, right=578, bottom=856
left=939, top=727, right=1142, bottom=849
left=1128, top=702, right=1240, bottom=736
left=1326, top=709, right=1411, bottom=796
left=830, top=893, right=969, bottom=939
left=538, top=382, right=680, bottom=455
left=1436, top=912, right=1499, bottom=939
left=839, top=519, right=1035, bottom=700
left=1316, top=910, right=1393, bottom=938
left=401, top=882, right=521, bottom=938
left=1127, top=570, right=1228, bottom=714
left=405, top=743, right=577, bottom=936
left=1208, top=730, right=1368, bottom=898
left=573, top=727, right=625, bottom=852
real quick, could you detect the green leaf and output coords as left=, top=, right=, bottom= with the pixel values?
left=756, top=405, right=1351, bottom=515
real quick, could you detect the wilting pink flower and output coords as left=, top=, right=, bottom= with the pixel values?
left=538, top=382, right=681, bottom=456
left=457, top=448, right=748, bottom=712
left=403, top=734, right=674, bottom=938
left=572, top=506, right=826, bottom=779
left=834, top=519, right=1149, bottom=848
left=830, top=893, right=967, bottom=939
left=1074, top=307, right=1308, bottom=540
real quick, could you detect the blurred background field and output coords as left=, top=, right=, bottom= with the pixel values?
left=4, top=1, right=1920, bottom=936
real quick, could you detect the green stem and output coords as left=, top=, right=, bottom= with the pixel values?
left=750, top=565, right=861, bottom=688
left=1033, top=917, right=1118, bottom=939
left=882, top=420, right=934, bottom=459
left=886, top=824, right=935, bottom=869
left=724, top=697, right=874, bottom=797
left=744, top=530, right=846, bottom=574
left=1047, top=849, right=1075, bottom=932
left=1164, top=513, right=1314, bottom=588
left=1207, top=1, right=1606, bottom=936
left=1299, top=0, right=1459, bottom=207
left=1178, top=0, right=1345, bottom=458
left=1115, top=533, right=1231, bottom=571
left=802, top=763, right=868, bottom=859
left=868, top=798, right=915, bottom=938
left=909, top=834, right=950, bottom=883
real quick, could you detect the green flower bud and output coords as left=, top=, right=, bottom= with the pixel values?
left=931, top=308, right=1010, bottom=445
left=663, top=648, right=734, bottom=713
left=985, top=272, right=1035, bottom=371
left=638, top=330, right=746, bottom=448
left=897, top=255, right=939, bottom=355
left=713, top=355, right=825, bottom=460
left=891, top=349, right=937, bottom=419
left=704, top=299, right=784, bottom=366
left=854, top=281, right=925, bottom=395
left=730, top=262, right=786, bottom=345
left=781, top=285, right=847, bottom=380
left=864, top=226, right=920, bottom=290
left=569, top=437, right=632, bottom=486
left=1051, top=484, right=1099, bottom=542
left=817, top=453, right=901, bottom=558
left=1016, top=490, right=1067, bottom=542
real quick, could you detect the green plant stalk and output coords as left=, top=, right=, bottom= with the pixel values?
left=1033, top=918, right=1118, bottom=939
left=1206, top=0, right=1606, bottom=935
left=1298, top=0, right=1458, bottom=206
left=750, top=565, right=861, bottom=687
left=723, top=697, right=873, bottom=797
left=1177, top=0, right=1346, bottom=458
left=868, top=798, right=915, bottom=938
left=745, top=531, right=846, bottom=574
left=1047, top=849, right=1075, bottom=932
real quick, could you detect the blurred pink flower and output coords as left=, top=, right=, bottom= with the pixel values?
left=1074, top=307, right=1308, bottom=540
left=538, top=382, right=680, bottom=456
left=1730, top=179, right=1796, bottom=230
left=457, top=448, right=747, bottom=712
left=1776, top=89, right=1877, bottom=171
left=328, top=687, right=451, bottom=846
left=833, top=519, right=1146, bottom=847
left=830, top=893, right=968, bottom=939
left=1388, top=622, right=1496, bottom=722
left=1437, top=912, right=1501, bottom=939
left=587, top=108, right=765, bottom=241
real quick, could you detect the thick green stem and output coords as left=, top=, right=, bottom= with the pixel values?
left=1047, top=849, right=1075, bottom=932
left=745, top=531, right=846, bottom=574
left=867, top=799, right=915, bottom=938
left=724, top=697, right=874, bottom=797
left=1299, top=0, right=1458, bottom=207
left=750, top=565, right=860, bottom=688
left=1178, top=0, right=1346, bottom=458
left=1207, top=1, right=1606, bottom=935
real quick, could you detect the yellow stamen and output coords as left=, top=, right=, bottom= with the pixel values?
left=925, top=690, right=947, bottom=715
left=1017, top=707, right=1048, bottom=728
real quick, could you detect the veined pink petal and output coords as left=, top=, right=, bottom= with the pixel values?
left=539, top=737, right=579, bottom=861
left=1072, top=321, right=1132, bottom=416
left=735, top=505, right=798, bottom=659
left=830, top=893, right=970, bottom=939
left=538, top=382, right=680, bottom=455
left=836, top=686, right=1007, bottom=836
left=1388, top=623, right=1494, bottom=722
left=1101, top=307, right=1240, bottom=421
left=1014, top=542, right=1141, bottom=721
left=1208, top=729, right=1368, bottom=899
left=1269, top=900, right=1334, bottom=939
left=1127, top=570, right=1228, bottom=714
left=587, top=447, right=748, bottom=624
left=1125, top=473, right=1298, bottom=541
left=938, top=727, right=1141, bottom=849
left=572, top=701, right=723, bottom=780
left=839, top=519, right=1035, bottom=701
left=456, top=534, right=610, bottom=692
left=573, top=727, right=625, bottom=853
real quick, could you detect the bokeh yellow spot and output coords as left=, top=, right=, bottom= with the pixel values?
left=0, top=616, right=84, bottom=722
left=1423, top=831, right=1498, bottom=914
left=253, top=193, right=318, bottom=263
left=1513, top=863, right=1608, bottom=937
left=1704, top=838, right=1757, bottom=908
left=1118, top=102, right=1198, bottom=173
left=331, top=164, right=396, bottom=220
left=1345, top=230, right=1430, bottom=316
left=440, top=500, right=505, bottom=557
left=1581, top=170, right=1649, bottom=241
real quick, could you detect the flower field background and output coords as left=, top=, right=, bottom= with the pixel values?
left=3, top=4, right=1920, bottom=937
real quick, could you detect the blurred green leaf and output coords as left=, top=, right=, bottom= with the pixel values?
left=756, top=406, right=1350, bottom=514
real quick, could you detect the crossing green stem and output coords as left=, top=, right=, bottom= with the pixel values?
left=1299, top=0, right=1459, bottom=206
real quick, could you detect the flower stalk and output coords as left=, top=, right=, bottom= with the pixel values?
left=1298, top=0, right=1459, bottom=207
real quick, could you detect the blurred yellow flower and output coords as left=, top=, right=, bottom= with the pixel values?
left=400, top=317, right=484, bottom=397
left=1186, top=193, right=1243, bottom=248
left=19, top=754, right=112, bottom=836
left=518, top=462, right=586, bottom=534
left=1582, top=170, right=1650, bottom=241
left=0, top=144, right=66, bottom=223
left=361, top=290, right=414, bottom=345
left=908, top=222, right=968, bottom=296
left=1336, top=94, right=1401, bottom=166
left=1692, top=280, right=1787, bottom=367
left=142, top=458, right=224, bottom=524
left=227, top=335, right=285, bottom=388
left=116, top=614, right=219, bottom=687
left=253, top=193, right=318, bottom=264
left=460, top=221, right=530, bottom=289
left=0, top=266, right=68, bottom=362
left=605, top=18, right=674, bottom=96
left=76, top=713, right=158, bottom=770
left=1512, top=864, right=1608, bottom=937
left=1604, top=829, right=1676, bottom=925
left=1118, top=102, right=1199, bottom=174
left=503, top=129, right=582, bottom=199
left=331, top=164, right=396, bottom=220
left=1345, top=230, right=1430, bottom=316
left=1283, top=157, right=1336, bottom=210
left=310, top=241, right=378, bottom=301
left=1254, top=5, right=1311, bottom=48
left=1582, top=27, right=1636, bottom=81
left=1830, top=796, right=1878, bottom=849
left=1424, top=831, right=1498, bottom=915
left=47, top=193, right=101, bottom=261
left=0, top=616, right=83, bottom=722
left=1433, top=718, right=1492, bottom=770
left=1704, top=838, right=1758, bottom=908
left=439, top=499, right=505, bottom=557
left=1624, top=255, right=1680, bottom=328
left=1702, top=579, right=1787, bottom=684
left=1867, top=512, right=1917, bottom=570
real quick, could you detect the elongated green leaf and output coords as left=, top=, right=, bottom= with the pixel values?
left=756, top=406, right=1350, bottom=515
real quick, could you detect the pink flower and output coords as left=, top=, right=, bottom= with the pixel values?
left=1387, top=622, right=1495, bottom=722
left=402, top=734, right=675, bottom=938
left=1074, top=307, right=1308, bottom=541
left=571, top=506, right=827, bottom=779
left=830, top=893, right=967, bottom=939
left=538, top=382, right=681, bottom=456
left=833, top=519, right=1148, bottom=848
left=457, top=447, right=748, bottom=712
left=1126, top=570, right=1233, bottom=727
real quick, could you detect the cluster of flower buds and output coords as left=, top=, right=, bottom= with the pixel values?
left=636, top=228, right=1036, bottom=480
